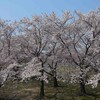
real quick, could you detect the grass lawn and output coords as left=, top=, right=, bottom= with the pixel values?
left=0, top=80, right=100, bottom=100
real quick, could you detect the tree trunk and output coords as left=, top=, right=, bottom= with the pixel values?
left=79, top=67, right=86, bottom=94
left=53, top=69, right=58, bottom=87
left=39, top=59, right=45, bottom=99
left=0, top=84, right=2, bottom=87
left=79, top=73, right=86, bottom=94
left=40, top=63, right=45, bottom=99
left=7, top=39, right=11, bottom=56
left=80, top=82, right=86, bottom=94
left=53, top=76, right=58, bottom=87
left=40, top=79, right=44, bottom=99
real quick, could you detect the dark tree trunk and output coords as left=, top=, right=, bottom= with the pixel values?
left=40, top=63, right=45, bottom=99
left=79, top=73, right=86, bottom=94
left=0, top=84, right=2, bottom=87
left=53, top=76, right=58, bottom=87
left=79, top=67, right=86, bottom=94
left=80, top=82, right=86, bottom=94
left=7, top=39, right=11, bottom=56
left=40, top=79, right=44, bottom=99
left=53, top=69, right=58, bottom=87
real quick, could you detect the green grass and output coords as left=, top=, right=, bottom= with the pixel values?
left=0, top=80, right=100, bottom=100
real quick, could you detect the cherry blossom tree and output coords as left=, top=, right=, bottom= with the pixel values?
left=58, top=9, right=100, bottom=94
left=17, top=16, right=56, bottom=98
left=0, top=9, right=100, bottom=98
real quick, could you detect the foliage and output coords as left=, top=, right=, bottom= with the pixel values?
left=0, top=8, right=100, bottom=98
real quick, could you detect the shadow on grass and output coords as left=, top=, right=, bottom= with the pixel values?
left=0, top=81, right=100, bottom=100
left=0, top=97, right=20, bottom=100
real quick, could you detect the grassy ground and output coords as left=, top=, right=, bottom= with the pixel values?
left=0, top=80, right=100, bottom=100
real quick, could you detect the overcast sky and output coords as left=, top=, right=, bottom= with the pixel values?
left=0, top=0, right=100, bottom=20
